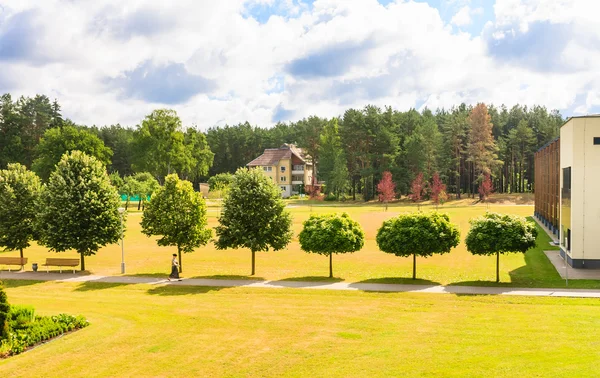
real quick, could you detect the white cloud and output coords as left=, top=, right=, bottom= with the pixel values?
left=0, top=0, right=598, bottom=129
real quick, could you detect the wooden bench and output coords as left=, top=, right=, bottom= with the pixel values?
left=0, top=257, right=28, bottom=271
left=43, top=258, right=80, bottom=273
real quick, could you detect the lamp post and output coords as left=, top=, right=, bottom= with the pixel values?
left=118, top=207, right=125, bottom=274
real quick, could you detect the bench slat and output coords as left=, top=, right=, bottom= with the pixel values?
left=0, top=257, right=28, bottom=264
left=44, top=258, right=80, bottom=266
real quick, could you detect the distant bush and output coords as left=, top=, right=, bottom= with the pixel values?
left=208, top=173, right=234, bottom=191
left=324, top=194, right=337, bottom=201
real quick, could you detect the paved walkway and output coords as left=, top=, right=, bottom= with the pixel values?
left=2, top=271, right=600, bottom=298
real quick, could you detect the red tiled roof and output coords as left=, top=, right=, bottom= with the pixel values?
left=246, top=144, right=311, bottom=166
left=247, top=149, right=292, bottom=166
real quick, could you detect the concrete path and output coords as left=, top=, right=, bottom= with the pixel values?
left=2, top=271, right=600, bottom=298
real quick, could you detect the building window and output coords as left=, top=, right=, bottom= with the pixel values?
left=280, top=166, right=286, bottom=173
left=594, top=137, right=600, bottom=145
left=281, top=186, right=286, bottom=191
left=293, top=165, right=304, bottom=171
left=281, top=176, right=286, bottom=182
left=263, top=166, right=272, bottom=172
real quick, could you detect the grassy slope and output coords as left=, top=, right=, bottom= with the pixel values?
left=5, top=198, right=598, bottom=288
left=1, top=280, right=600, bottom=377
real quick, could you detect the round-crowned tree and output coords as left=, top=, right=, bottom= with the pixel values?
left=215, top=167, right=292, bottom=275
left=0, top=163, right=42, bottom=268
left=465, top=212, right=537, bottom=282
left=0, top=283, right=9, bottom=339
left=376, top=212, right=460, bottom=280
left=37, top=151, right=122, bottom=271
left=299, top=213, right=364, bottom=278
left=141, top=174, right=212, bottom=273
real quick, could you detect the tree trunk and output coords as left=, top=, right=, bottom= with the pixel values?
left=178, top=246, right=182, bottom=273
left=456, top=155, right=461, bottom=199
left=412, top=254, right=416, bottom=280
left=496, top=251, right=500, bottom=283
left=20, top=248, right=24, bottom=270
left=138, top=199, right=142, bottom=211
left=329, top=253, right=333, bottom=278
left=251, top=250, right=256, bottom=276
left=80, top=253, right=85, bottom=271
left=352, top=177, right=356, bottom=201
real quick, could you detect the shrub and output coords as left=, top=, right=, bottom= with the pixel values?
left=208, top=173, right=234, bottom=191
left=0, top=284, right=9, bottom=339
left=324, top=193, right=337, bottom=201
left=466, top=212, right=537, bottom=282
left=299, top=213, right=365, bottom=277
left=376, top=212, right=460, bottom=280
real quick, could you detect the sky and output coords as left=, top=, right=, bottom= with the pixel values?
left=0, top=0, right=599, bottom=129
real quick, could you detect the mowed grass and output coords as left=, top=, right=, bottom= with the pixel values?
left=6, top=199, right=595, bottom=288
left=2, top=280, right=600, bottom=377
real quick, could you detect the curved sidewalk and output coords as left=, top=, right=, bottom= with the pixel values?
left=1, top=271, right=599, bottom=298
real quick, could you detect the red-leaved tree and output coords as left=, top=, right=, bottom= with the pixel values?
left=409, top=172, right=424, bottom=210
left=478, top=173, right=493, bottom=201
left=377, top=171, right=396, bottom=211
left=430, top=172, right=446, bottom=209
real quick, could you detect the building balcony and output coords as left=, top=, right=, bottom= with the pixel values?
left=291, top=170, right=304, bottom=175
left=291, top=180, right=303, bottom=185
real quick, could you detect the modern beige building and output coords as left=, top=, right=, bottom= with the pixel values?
left=559, top=115, right=600, bottom=268
left=247, top=144, right=314, bottom=198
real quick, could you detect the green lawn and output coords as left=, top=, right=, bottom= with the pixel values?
left=4, top=199, right=597, bottom=288
left=1, top=280, right=600, bottom=377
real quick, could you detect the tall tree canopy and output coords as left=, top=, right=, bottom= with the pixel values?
left=0, top=163, right=42, bottom=263
left=36, top=151, right=122, bottom=271
left=141, top=174, right=212, bottom=273
left=32, top=125, right=112, bottom=181
left=215, top=168, right=293, bottom=275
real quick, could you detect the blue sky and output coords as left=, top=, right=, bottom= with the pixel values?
left=0, top=0, right=598, bottom=128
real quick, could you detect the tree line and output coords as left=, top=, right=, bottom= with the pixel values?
left=0, top=93, right=564, bottom=199
left=1, top=159, right=537, bottom=283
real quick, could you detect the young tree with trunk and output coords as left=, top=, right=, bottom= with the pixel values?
left=299, top=213, right=364, bottom=278
left=409, top=172, right=425, bottom=210
left=37, top=151, right=122, bottom=271
left=465, top=213, right=537, bottom=282
left=466, top=104, right=501, bottom=197
left=141, top=174, right=211, bottom=273
left=430, top=172, right=446, bottom=209
left=215, top=168, right=292, bottom=275
left=478, top=173, right=493, bottom=201
left=376, top=212, right=460, bottom=280
left=377, top=171, right=396, bottom=210
left=0, top=164, right=41, bottom=269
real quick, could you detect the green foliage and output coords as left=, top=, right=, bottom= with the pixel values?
left=376, top=212, right=460, bottom=279
left=299, top=213, right=364, bottom=255
left=141, top=174, right=212, bottom=271
left=36, top=151, right=122, bottom=270
left=182, top=127, right=214, bottom=181
left=108, top=172, right=124, bottom=189
left=215, top=168, right=292, bottom=274
left=208, top=172, right=234, bottom=191
left=377, top=212, right=460, bottom=258
left=1, top=311, right=89, bottom=357
left=465, top=213, right=537, bottom=256
left=132, top=109, right=190, bottom=181
left=0, top=164, right=41, bottom=256
left=0, top=284, right=9, bottom=339
left=32, top=125, right=113, bottom=181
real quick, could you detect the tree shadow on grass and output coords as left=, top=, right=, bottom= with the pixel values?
left=0, top=279, right=44, bottom=288
left=74, top=282, right=131, bottom=291
left=146, top=285, right=225, bottom=296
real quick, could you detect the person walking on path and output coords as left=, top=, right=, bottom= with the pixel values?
left=168, top=253, right=180, bottom=281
